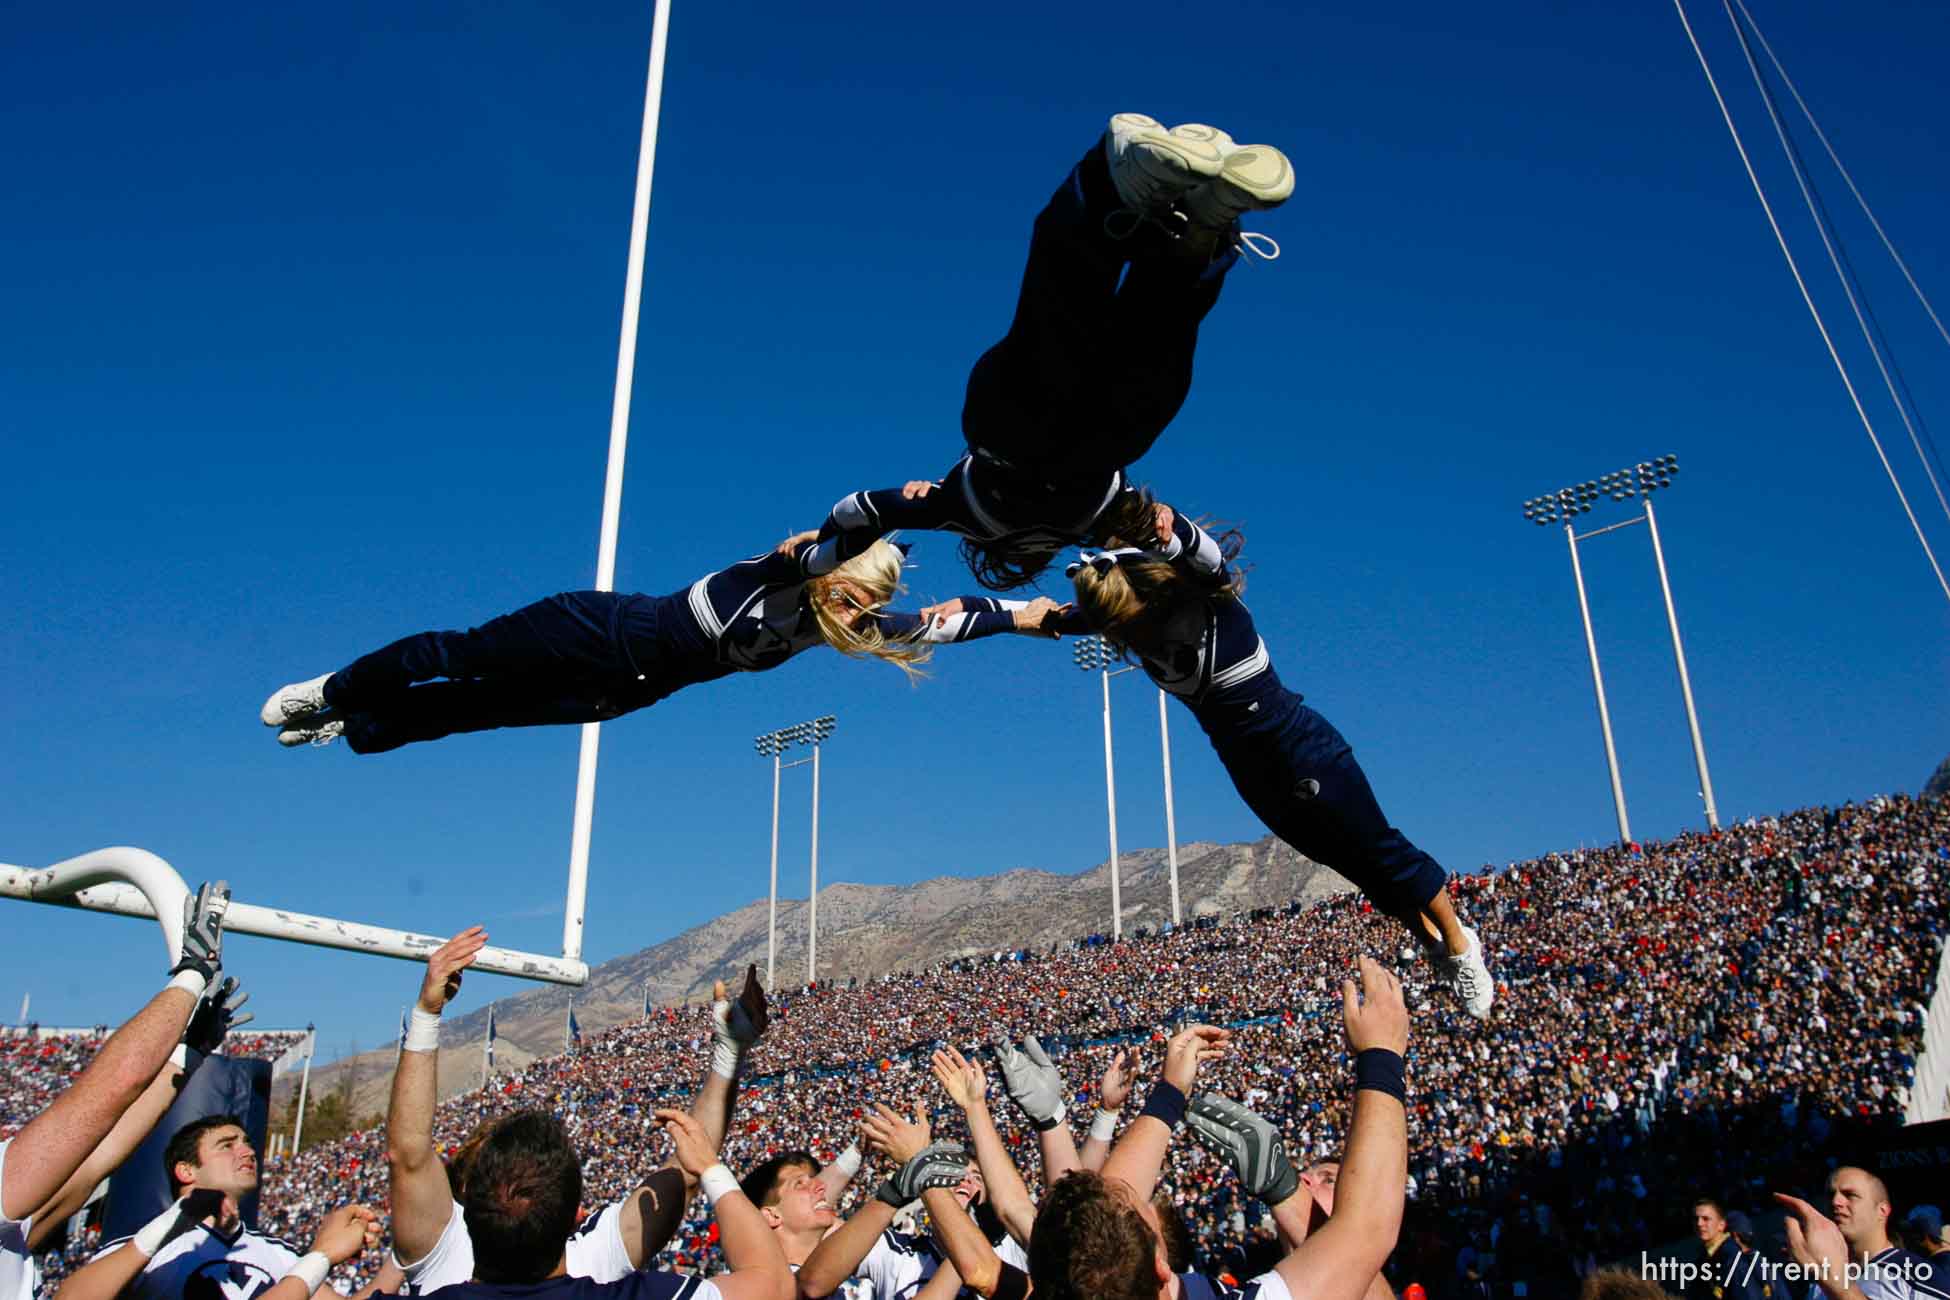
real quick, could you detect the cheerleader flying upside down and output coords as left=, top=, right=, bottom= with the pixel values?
left=817, top=110, right=1295, bottom=591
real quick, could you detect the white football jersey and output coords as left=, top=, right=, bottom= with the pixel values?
left=93, top=1218, right=347, bottom=1300
left=0, top=1141, right=39, bottom=1300
left=397, top=1199, right=633, bottom=1294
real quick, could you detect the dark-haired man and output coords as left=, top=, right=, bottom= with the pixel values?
left=2, top=883, right=231, bottom=1300
left=387, top=929, right=773, bottom=1294
left=55, top=1115, right=378, bottom=1300
left=420, top=1107, right=792, bottom=1300
left=1025, top=957, right=1409, bottom=1300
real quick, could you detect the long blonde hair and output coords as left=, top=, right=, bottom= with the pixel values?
left=1069, top=530, right=1246, bottom=655
left=807, top=539, right=932, bottom=681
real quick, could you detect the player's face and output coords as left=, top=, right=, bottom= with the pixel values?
left=189, top=1125, right=259, bottom=1197
left=951, top=1164, right=985, bottom=1211
left=1694, top=1206, right=1725, bottom=1242
left=773, top=1165, right=835, bottom=1233
left=1303, top=1162, right=1339, bottom=1216
left=822, top=580, right=878, bottom=630
left=1829, top=1170, right=1880, bottom=1241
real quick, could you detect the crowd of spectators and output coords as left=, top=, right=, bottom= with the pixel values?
left=15, top=793, right=1947, bottom=1299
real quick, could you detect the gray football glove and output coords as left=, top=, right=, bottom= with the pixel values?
left=171, top=880, right=231, bottom=983
left=992, top=1034, right=1066, bottom=1131
left=890, top=1141, right=970, bottom=1204
left=184, top=977, right=253, bottom=1056
left=1186, top=1093, right=1299, bottom=1206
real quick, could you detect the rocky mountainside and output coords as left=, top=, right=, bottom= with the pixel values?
left=289, top=832, right=1348, bottom=1116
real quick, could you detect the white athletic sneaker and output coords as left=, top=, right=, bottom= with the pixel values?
left=1438, top=926, right=1495, bottom=1019
left=1174, top=126, right=1294, bottom=226
left=260, top=673, right=333, bottom=726
left=277, top=718, right=346, bottom=748
left=1103, top=112, right=1224, bottom=214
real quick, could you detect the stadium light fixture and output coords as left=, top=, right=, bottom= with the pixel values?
left=752, top=715, right=837, bottom=988
left=1517, top=454, right=1717, bottom=842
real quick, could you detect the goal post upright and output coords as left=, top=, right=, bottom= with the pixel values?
left=563, top=0, right=676, bottom=965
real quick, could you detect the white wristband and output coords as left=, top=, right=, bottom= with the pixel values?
left=170, top=1043, right=191, bottom=1070
left=710, top=1039, right=741, bottom=1080
left=132, top=1201, right=184, bottom=1257
left=169, top=969, right=210, bottom=999
left=1089, top=1109, right=1120, bottom=1142
left=404, top=1007, right=442, bottom=1053
left=835, top=1143, right=862, bottom=1177
left=700, top=1163, right=740, bottom=1207
left=287, top=1251, right=332, bottom=1294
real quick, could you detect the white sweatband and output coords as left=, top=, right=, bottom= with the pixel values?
left=404, top=1008, right=442, bottom=1053
left=710, top=1038, right=741, bottom=1080
left=1089, top=1109, right=1120, bottom=1142
left=834, top=1143, right=863, bottom=1177
left=700, top=1163, right=740, bottom=1207
left=132, top=1202, right=184, bottom=1257
left=170, top=1044, right=191, bottom=1070
left=286, top=1251, right=332, bottom=1294
left=169, top=970, right=210, bottom=999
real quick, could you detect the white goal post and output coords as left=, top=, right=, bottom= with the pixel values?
left=3, top=0, right=677, bottom=990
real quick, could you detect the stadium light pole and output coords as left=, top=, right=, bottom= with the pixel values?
left=752, top=714, right=837, bottom=988
left=1074, top=636, right=1143, bottom=940
left=1521, top=454, right=1718, bottom=838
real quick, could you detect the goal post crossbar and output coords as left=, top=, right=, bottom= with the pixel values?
left=0, top=847, right=589, bottom=987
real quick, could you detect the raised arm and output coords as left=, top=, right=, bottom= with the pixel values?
left=28, top=977, right=254, bottom=1247
left=5, top=882, right=227, bottom=1222
left=1099, top=1025, right=1231, bottom=1205
left=993, top=1035, right=1084, bottom=1190
left=931, top=1047, right=1035, bottom=1249
left=883, top=595, right=1076, bottom=646
left=1271, top=958, right=1409, bottom=1300
left=386, top=926, right=487, bottom=1267
left=619, top=968, right=768, bottom=1267
left=660, top=1109, right=794, bottom=1300
left=1077, top=1049, right=1136, bottom=1174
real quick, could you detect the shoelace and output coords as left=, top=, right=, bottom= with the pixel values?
left=1100, top=207, right=1281, bottom=262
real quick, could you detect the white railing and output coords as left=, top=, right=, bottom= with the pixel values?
left=1907, top=935, right=1950, bottom=1124
left=0, top=847, right=588, bottom=986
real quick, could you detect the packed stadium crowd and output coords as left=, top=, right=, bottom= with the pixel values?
left=6, top=793, right=1948, bottom=1300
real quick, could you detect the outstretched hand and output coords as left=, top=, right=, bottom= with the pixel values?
left=1153, top=503, right=1176, bottom=545
left=1341, top=955, right=1409, bottom=1055
left=775, top=529, right=819, bottom=556
left=1161, top=1025, right=1231, bottom=1093
left=901, top=481, right=936, bottom=500
left=862, top=1100, right=932, bottom=1165
left=1099, top=1048, right=1138, bottom=1110
left=419, top=926, right=488, bottom=1014
left=1774, top=1194, right=1853, bottom=1296
left=930, top=1046, right=988, bottom=1113
left=656, top=1108, right=718, bottom=1177
left=1011, top=596, right=1070, bottom=638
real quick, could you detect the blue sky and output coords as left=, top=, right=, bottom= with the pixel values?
left=3, top=0, right=1946, bottom=1058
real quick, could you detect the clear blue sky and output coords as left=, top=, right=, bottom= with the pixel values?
left=4, top=0, right=1946, bottom=1059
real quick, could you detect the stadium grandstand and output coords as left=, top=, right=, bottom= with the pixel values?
left=15, top=794, right=1944, bottom=1299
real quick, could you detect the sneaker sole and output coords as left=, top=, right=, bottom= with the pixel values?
left=1217, top=146, right=1294, bottom=206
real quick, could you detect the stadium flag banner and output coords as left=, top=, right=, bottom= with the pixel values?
left=567, top=1000, right=583, bottom=1050
left=104, top=1055, right=273, bottom=1238
left=643, top=984, right=651, bottom=1019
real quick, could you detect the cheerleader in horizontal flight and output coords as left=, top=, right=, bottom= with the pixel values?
left=260, top=536, right=1059, bottom=754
